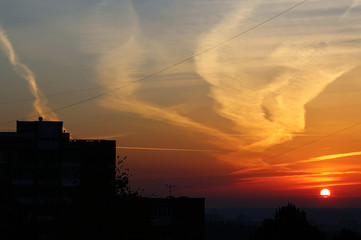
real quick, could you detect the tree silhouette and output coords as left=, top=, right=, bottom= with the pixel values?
left=251, top=203, right=324, bottom=240
left=114, top=156, right=142, bottom=199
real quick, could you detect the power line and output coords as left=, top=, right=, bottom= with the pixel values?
left=0, top=0, right=309, bottom=126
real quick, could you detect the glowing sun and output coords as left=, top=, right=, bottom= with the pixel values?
left=320, top=188, right=331, bottom=198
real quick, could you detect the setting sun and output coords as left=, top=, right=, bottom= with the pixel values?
left=320, top=189, right=331, bottom=198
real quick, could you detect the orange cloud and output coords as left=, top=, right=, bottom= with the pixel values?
left=195, top=2, right=360, bottom=150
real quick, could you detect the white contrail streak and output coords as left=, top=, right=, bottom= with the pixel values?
left=116, top=146, right=210, bottom=152
left=0, top=24, right=58, bottom=121
left=276, top=151, right=361, bottom=167
left=341, top=0, right=361, bottom=19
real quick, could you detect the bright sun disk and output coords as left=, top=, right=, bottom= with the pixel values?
left=320, top=188, right=331, bottom=197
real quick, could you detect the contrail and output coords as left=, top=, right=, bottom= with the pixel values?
left=341, top=0, right=361, bottom=19
left=276, top=151, right=361, bottom=167
left=116, top=146, right=210, bottom=152
left=0, top=24, right=58, bottom=121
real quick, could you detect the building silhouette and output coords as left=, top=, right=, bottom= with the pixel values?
left=0, top=117, right=115, bottom=222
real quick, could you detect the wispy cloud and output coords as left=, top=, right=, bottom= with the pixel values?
left=0, top=24, right=58, bottom=120
left=225, top=150, right=361, bottom=189
left=81, top=0, right=361, bottom=161
left=82, top=0, right=241, bottom=150
left=226, top=168, right=361, bottom=193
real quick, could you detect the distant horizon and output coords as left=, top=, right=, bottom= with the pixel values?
left=205, top=206, right=361, bottom=230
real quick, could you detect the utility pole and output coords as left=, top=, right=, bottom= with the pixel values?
left=166, top=184, right=176, bottom=198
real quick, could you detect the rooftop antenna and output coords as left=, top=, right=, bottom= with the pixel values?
left=166, top=184, right=176, bottom=198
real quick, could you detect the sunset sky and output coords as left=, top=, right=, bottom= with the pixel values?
left=1, top=0, right=361, bottom=207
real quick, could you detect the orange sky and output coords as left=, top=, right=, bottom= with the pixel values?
left=1, top=0, right=361, bottom=207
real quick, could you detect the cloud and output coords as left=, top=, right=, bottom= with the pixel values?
left=221, top=150, right=361, bottom=191
left=81, top=0, right=241, bottom=150
left=81, top=0, right=361, bottom=159
left=195, top=0, right=360, bottom=150
left=0, top=24, right=58, bottom=120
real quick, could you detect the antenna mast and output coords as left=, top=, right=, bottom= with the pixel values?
left=166, top=184, right=176, bottom=198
